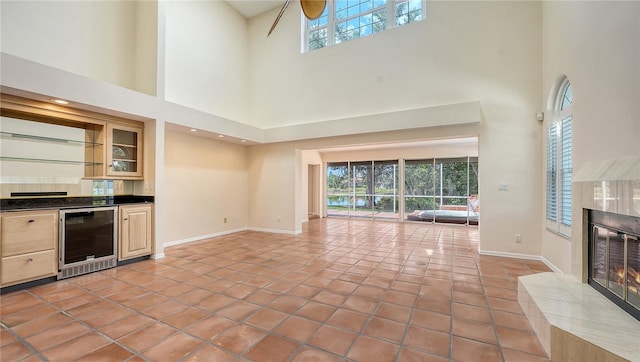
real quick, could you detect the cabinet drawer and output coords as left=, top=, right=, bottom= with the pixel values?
left=1, top=211, right=58, bottom=257
left=1, top=250, right=57, bottom=286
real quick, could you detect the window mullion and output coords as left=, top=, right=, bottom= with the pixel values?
left=387, top=0, right=395, bottom=28
left=328, top=1, right=335, bottom=46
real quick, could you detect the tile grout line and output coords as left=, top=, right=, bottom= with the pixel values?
left=1, top=219, right=550, bottom=362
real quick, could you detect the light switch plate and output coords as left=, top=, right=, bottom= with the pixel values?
left=498, top=182, right=509, bottom=191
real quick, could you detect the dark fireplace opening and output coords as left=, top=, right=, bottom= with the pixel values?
left=588, top=209, right=640, bottom=321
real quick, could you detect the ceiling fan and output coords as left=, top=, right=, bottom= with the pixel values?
left=268, top=0, right=327, bottom=36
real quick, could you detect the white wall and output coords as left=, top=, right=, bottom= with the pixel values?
left=541, top=2, right=640, bottom=277
left=163, top=130, right=248, bottom=245
left=163, top=0, right=250, bottom=124
left=248, top=1, right=543, bottom=255
left=0, top=1, right=151, bottom=93
left=320, top=141, right=478, bottom=163
left=249, top=1, right=540, bottom=129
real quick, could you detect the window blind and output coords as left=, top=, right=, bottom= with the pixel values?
left=560, top=116, right=572, bottom=226
left=546, top=123, right=558, bottom=222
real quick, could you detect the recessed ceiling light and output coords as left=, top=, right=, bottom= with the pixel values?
left=241, top=139, right=247, bottom=143
left=189, top=129, right=197, bottom=132
left=52, top=99, right=69, bottom=105
left=218, top=135, right=225, bottom=138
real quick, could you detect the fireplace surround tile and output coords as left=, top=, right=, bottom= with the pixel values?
left=581, top=180, right=640, bottom=218
left=519, top=272, right=640, bottom=361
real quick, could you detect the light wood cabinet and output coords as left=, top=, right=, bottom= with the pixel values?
left=0, top=210, right=58, bottom=287
left=119, top=204, right=153, bottom=260
left=1, top=94, right=146, bottom=181
left=107, top=123, right=143, bottom=179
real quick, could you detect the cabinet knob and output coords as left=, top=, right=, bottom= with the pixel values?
left=28, top=219, right=35, bottom=223
left=27, top=258, right=33, bottom=263
left=124, top=218, right=129, bottom=221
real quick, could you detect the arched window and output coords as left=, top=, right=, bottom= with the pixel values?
left=546, top=78, right=572, bottom=237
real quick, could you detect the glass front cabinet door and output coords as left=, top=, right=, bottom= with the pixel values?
left=107, top=123, right=143, bottom=178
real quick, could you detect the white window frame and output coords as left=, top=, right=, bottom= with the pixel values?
left=304, top=0, right=426, bottom=52
left=546, top=78, right=572, bottom=238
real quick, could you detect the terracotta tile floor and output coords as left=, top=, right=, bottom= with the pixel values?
left=1, top=219, right=551, bottom=361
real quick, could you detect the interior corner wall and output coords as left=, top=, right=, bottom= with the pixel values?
left=163, top=0, right=250, bottom=124
left=163, top=130, right=249, bottom=245
left=247, top=143, right=298, bottom=233
left=541, top=1, right=640, bottom=278
left=0, top=1, right=143, bottom=91
left=300, top=150, right=323, bottom=223
left=134, top=1, right=159, bottom=96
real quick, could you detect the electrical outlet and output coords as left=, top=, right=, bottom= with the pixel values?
left=499, top=182, right=509, bottom=191
left=276, top=217, right=281, bottom=223
left=515, top=234, right=522, bottom=243
left=224, top=217, right=227, bottom=223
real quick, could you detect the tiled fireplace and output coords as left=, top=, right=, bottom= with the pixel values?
left=588, top=209, right=640, bottom=321
left=519, top=160, right=640, bottom=361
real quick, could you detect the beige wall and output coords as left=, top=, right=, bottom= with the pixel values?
left=163, top=0, right=250, bottom=124
left=247, top=142, right=298, bottom=233
left=0, top=0, right=156, bottom=94
left=163, top=130, right=249, bottom=244
left=249, top=1, right=541, bottom=129
left=320, top=141, right=478, bottom=163
left=541, top=1, right=640, bottom=277
left=248, top=1, right=543, bottom=256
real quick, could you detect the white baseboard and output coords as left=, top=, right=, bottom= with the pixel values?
left=151, top=252, right=165, bottom=260
left=478, top=248, right=563, bottom=274
left=248, top=227, right=300, bottom=235
left=164, top=227, right=248, bottom=248
left=539, top=256, right=563, bottom=274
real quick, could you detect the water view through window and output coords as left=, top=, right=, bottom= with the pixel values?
left=326, top=157, right=479, bottom=224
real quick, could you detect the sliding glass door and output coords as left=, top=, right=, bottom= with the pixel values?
left=327, top=157, right=477, bottom=224
left=327, top=162, right=350, bottom=217
left=404, top=159, right=438, bottom=218
left=351, top=161, right=373, bottom=218
left=404, top=157, right=479, bottom=225
left=373, top=161, right=399, bottom=220
left=326, top=160, right=399, bottom=220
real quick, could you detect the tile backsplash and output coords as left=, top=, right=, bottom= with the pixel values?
left=0, top=177, right=134, bottom=198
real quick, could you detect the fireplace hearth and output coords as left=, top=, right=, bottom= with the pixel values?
left=588, top=209, right=640, bottom=321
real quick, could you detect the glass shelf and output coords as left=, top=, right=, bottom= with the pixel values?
left=0, top=156, right=103, bottom=166
left=0, top=131, right=103, bottom=147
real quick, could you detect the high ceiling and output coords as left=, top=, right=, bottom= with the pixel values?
left=226, top=0, right=285, bottom=18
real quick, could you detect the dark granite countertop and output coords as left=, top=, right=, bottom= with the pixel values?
left=0, top=195, right=154, bottom=212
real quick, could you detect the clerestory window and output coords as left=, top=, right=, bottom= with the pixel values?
left=305, top=0, right=425, bottom=52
